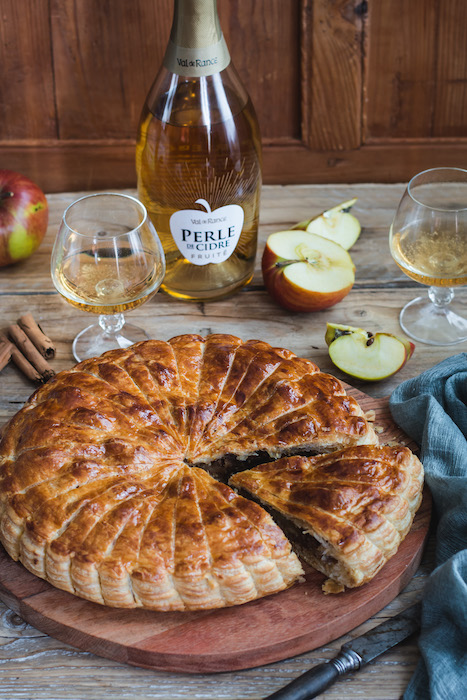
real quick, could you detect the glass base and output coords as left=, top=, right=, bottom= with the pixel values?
left=72, top=322, right=150, bottom=362
left=400, top=294, right=467, bottom=346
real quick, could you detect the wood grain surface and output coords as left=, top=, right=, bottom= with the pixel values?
left=2, top=1, right=467, bottom=190
left=1, top=183, right=462, bottom=699
left=366, top=0, right=467, bottom=139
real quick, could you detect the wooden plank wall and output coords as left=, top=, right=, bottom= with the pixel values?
left=1, top=0, right=466, bottom=192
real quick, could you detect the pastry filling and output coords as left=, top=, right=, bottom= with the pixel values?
left=262, top=508, right=338, bottom=570
left=234, top=488, right=339, bottom=574
left=196, top=451, right=275, bottom=482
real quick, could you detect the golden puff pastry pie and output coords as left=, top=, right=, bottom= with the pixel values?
left=0, top=334, right=378, bottom=611
left=230, top=445, right=424, bottom=592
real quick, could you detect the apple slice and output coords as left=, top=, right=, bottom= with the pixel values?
left=293, top=199, right=361, bottom=250
left=325, top=323, right=415, bottom=381
left=262, top=231, right=355, bottom=312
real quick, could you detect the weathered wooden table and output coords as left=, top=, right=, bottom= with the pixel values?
left=0, top=184, right=463, bottom=700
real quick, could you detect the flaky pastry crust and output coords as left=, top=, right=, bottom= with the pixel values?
left=230, top=445, right=424, bottom=591
left=0, top=334, right=379, bottom=610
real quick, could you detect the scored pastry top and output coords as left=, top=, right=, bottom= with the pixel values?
left=230, top=445, right=424, bottom=590
left=0, top=334, right=379, bottom=610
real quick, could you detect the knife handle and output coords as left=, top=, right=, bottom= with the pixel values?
left=264, top=647, right=361, bottom=700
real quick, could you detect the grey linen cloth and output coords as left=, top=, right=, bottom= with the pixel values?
left=389, top=353, right=467, bottom=700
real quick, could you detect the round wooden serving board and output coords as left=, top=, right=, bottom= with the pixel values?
left=0, top=387, right=431, bottom=674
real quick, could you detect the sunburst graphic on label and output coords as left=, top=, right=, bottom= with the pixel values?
left=160, top=157, right=258, bottom=211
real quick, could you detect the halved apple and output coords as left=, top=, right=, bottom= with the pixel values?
left=325, top=323, right=415, bottom=381
left=293, top=199, right=361, bottom=250
left=262, top=231, right=355, bottom=312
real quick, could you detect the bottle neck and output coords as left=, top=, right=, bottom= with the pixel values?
left=163, top=0, right=231, bottom=77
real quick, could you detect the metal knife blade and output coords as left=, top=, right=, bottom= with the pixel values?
left=264, top=602, right=422, bottom=700
left=348, top=601, right=421, bottom=665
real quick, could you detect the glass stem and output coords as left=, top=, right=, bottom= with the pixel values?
left=98, top=313, right=125, bottom=336
left=428, top=286, right=454, bottom=308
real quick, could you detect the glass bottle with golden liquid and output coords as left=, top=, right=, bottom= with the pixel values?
left=136, top=0, right=262, bottom=301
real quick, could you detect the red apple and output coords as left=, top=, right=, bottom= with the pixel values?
left=262, top=230, right=355, bottom=312
left=0, top=169, right=49, bottom=267
left=325, top=323, right=415, bottom=381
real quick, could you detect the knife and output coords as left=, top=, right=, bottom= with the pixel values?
left=264, top=602, right=421, bottom=700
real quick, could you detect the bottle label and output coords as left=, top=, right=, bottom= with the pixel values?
left=169, top=198, right=244, bottom=266
left=163, top=37, right=230, bottom=77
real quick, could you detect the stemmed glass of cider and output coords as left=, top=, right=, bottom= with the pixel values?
left=389, top=167, right=467, bottom=345
left=51, top=193, right=165, bottom=362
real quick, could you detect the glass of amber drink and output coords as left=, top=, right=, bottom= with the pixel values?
left=51, top=193, right=165, bottom=361
left=389, top=167, right=467, bottom=345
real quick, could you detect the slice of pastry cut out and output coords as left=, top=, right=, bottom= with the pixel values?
left=230, top=445, right=424, bottom=593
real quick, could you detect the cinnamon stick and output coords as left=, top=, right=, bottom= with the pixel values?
left=0, top=335, right=13, bottom=371
left=0, top=333, right=42, bottom=383
left=17, top=313, right=56, bottom=359
left=7, top=324, right=55, bottom=381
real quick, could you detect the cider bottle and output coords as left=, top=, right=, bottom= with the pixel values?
left=136, top=0, right=262, bottom=301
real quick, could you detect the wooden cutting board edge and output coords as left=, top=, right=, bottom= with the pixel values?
left=0, top=388, right=432, bottom=674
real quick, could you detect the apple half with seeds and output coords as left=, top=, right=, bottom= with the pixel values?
left=293, top=199, right=361, bottom=250
left=262, top=231, right=355, bottom=312
left=325, top=323, right=415, bottom=381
